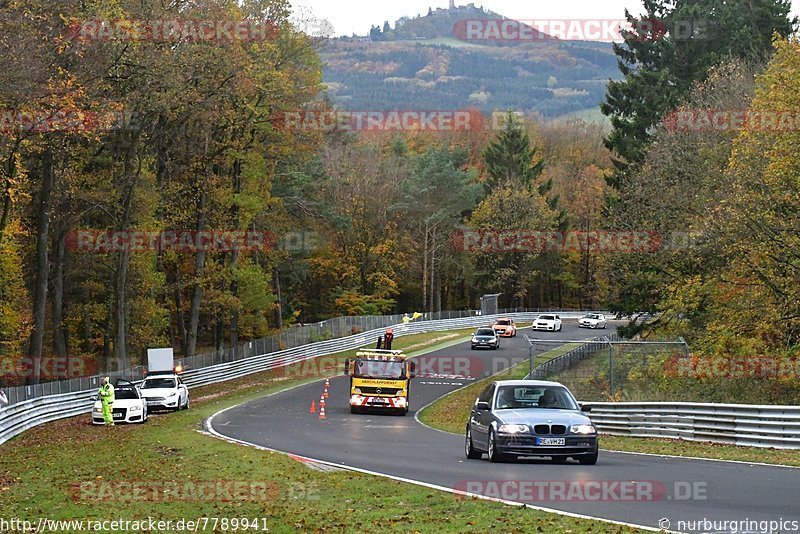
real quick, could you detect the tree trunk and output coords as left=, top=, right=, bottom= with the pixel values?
left=51, top=226, right=67, bottom=359
left=0, top=146, right=20, bottom=246
left=186, top=190, right=206, bottom=358
left=274, top=266, right=282, bottom=329
left=113, top=134, right=140, bottom=370
left=27, top=147, right=54, bottom=384
left=429, top=225, right=436, bottom=313
left=422, top=223, right=428, bottom=312
left=173, top=262, right=187, bottom=354
left=229, top=159, right=242, bottom=359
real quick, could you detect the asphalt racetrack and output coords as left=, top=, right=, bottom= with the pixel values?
left=209, top=323, right=800, bottom=533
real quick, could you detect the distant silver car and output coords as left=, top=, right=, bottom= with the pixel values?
left=579, top=313, right=607, bottom=329
left=465, top=380, right=598, bottom=464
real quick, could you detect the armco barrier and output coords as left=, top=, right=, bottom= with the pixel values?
left=0, top=311, right=595, bottom=445
left=583, top=402, right=800, bottom=450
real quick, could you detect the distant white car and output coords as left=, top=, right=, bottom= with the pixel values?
left=533, top=314, right=562, bottom=332
left=92, top=381, right=148, bottom=425
left=579, top=313, right=608, bottom=329
left=139, top=372, right=190, bottom=411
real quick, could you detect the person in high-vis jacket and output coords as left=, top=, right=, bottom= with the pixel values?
left=98, top=377, right=115, bottom=426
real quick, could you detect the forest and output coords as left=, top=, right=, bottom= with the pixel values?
left=0, top=0, right=798, bottom=384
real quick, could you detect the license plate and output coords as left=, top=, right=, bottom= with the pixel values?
left=537, top=437, right=565, bottom=446
left=371, top=397, right=388, bottom=404
left=113, top=413, right=124, bottom=419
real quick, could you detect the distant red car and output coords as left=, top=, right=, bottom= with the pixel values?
left=492, top=318, right=517, bottom=337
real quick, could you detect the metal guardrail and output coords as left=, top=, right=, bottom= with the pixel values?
left=583, top=402, right=800, bottom=450
left=0, top=311, right=597, bottom=445
left=527, top=335, right=800, bottom=450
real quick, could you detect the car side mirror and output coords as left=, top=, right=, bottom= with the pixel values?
left=343, top=358, right=350, bottom=376
left=475, top=401, right=491, bottom=411
left=408, top=361, right=416, bottom=378
left=581, top=404, right=592, bottom=412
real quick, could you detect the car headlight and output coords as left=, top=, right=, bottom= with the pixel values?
left=354, top=388, right=361, bottom=395
left=498, top=424, right=529, bottom=434
left=93, top=407, right=102, bottom=413
left=129, top=405, right=142, bottom=412
left=167, top=392, right=177, bottom=398
left=570, top=424, right=596, bottom=434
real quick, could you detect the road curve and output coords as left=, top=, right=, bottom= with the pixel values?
left=209, top=324, right=800, bottom=533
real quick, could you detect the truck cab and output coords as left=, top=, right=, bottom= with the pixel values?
left=344, top=349, right=416, bottom=415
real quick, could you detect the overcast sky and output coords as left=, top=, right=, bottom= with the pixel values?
left=291, top=0, right=798, bottom=38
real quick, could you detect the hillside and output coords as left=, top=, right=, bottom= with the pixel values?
left=319, top=4, right=620, bottom=118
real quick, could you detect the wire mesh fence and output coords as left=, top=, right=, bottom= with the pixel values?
left=539, top=338, right=692, bottom=402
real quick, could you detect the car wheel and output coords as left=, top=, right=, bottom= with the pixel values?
left=578, top=449, right=599, bottom=465
left=487, top=429, right=506, bottom=463
left=350, top=406, right=360, bottom=414
left=184, top=396, right=190, bottom=410
left=465, top=427, right=482, bottom=459
left=602, top=324, right=607, bottom=329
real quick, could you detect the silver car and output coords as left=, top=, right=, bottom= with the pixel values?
left=579, top=313, right=608, bottom=329
left=465, top=380, right=598, bottom=464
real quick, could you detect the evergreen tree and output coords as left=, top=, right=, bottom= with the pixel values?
left=601, top=0, right=795, bottom=188
left=482, top=111, right=544, bottom=192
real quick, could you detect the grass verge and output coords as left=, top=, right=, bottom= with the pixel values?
left=418, top=343, right=578, bottom=434
left=0, top=329, right=642, bottom=533
left=418, top=346, right=800, bottom=468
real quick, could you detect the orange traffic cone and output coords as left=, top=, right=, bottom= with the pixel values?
left=320, top=396, right=326, bottom=407
left=318, top=406, right=326, bottom=420
left=325, top=379, right=330, bottom=387
left=323, top=388, right=329, bottom=399
left=309, top=400, right=316, bottom=413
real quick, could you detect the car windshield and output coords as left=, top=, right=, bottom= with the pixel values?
left=496, top=320, right=511, bottom=325
left=142, top=378, right=176, bottom=389
left=114, top=389, right=139, bottom=400
left=539, top=315, right=555, bottom=321
left=585, top=314, right=599, bottom=319
left=494, top=386, right=579, bottom=410
left=354, top=360, right=405, bottom=379
left=476, top=328, right=495, bottom=336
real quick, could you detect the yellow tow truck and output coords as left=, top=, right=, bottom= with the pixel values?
left=344, top=349, right=416, bottom=415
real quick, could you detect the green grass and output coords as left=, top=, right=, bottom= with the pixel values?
left=418, top=346, right=800, bottom=468
left=0, top=330, right=642, bottom=533
left=600, top=435, right=800, bottom=467
left=418, top=343, right=579, bottom=434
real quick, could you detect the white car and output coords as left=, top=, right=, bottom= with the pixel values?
left=533, top=314, right=562, bottom=332
left=139, top=372, right=190, bottom=411
left=92, top=381, right=148, bottom=425
left=579, top=313, right=608, bottom=329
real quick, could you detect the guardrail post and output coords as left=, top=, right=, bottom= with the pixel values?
left=608, top=338, right=615, bottom=397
